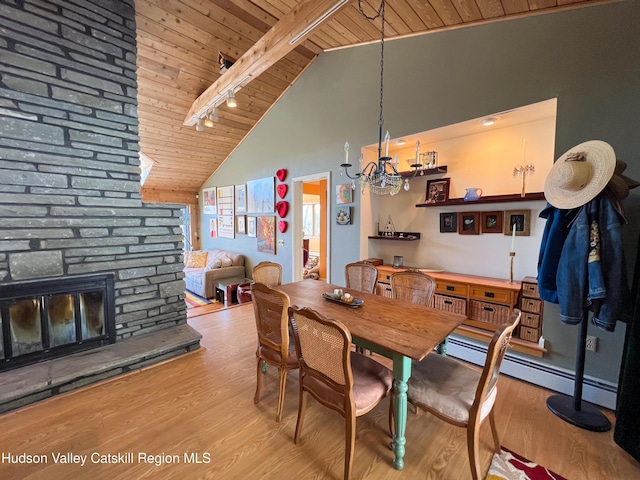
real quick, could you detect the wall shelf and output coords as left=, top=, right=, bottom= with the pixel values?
left=368, top=232, right=421, bottom=241
left=399, top=166, right=447, bottom=178
left=416, top=191, right=545, bottom=207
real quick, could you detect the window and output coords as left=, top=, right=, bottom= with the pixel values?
left=302, top=203, right=320, bottom=237
left=181, top=207, right=191, bottom=251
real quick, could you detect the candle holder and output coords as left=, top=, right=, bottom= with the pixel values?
left=507, top=251, right=516, bottom=284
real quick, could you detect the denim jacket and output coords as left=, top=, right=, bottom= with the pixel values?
left=537, top=204, right=579, bottom=303
left=557, top=193, right=629, bottom=331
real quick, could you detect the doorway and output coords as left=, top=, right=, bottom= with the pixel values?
left=292, top=172, right=331, bottom=282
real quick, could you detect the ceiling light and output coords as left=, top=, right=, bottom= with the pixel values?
left=226, top=89, right=237, bottom=108
left=395, top=139, right=406, bottom=146
left=196, top=117, right=205, bottom=132
left=204, top=111, right=214, bottom=127
left=482, top=117, right=497, bottom=126
left=340, top=0, right=423, bottom=196
left=289, top=0, right=349, bottom=45
left=209, top=107, right=218, bottom=123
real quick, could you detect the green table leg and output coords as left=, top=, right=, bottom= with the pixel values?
left=391, top=354, right=411, bottom=470
left=436, top=337, right=448, bottom=355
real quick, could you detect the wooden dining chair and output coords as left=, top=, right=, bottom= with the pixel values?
left=344, top=262, right=379, bottom=294
left=390, top=270, right=436, bottom=306
left=406, top=310, right=521, bottom=480
left=251, top=282, right=298, bottom=422
left=252, top=261, right=282, bottom=287
left=289, top=305, right=394, bottom=480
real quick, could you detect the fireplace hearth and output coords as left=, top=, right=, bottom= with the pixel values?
left=0, top=274, right=116, bottom=371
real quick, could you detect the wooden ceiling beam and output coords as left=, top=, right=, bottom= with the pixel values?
left=183, top=0, right=350, bottom=126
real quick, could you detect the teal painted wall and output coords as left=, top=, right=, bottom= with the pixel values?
left=203, top=0, right=640, bottom=383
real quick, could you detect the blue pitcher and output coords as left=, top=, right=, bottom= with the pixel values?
left=464, top=188, right=483, bottom=201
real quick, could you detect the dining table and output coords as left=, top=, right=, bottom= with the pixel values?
left=278, top=279, right=466, bottom=471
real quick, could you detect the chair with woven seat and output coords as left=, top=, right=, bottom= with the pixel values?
left=251, top=282, right=298, bottom=422
left=390, top=270, right=436, bottom=306
left=289, top=305, right=394, bottom=480
left=253, top=261, right=282, bottom=287
left=406, top=310, right=521, bottom=480
left=344, top=262, right=378, bottom=294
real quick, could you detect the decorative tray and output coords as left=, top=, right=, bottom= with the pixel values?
left=322, top=293, right=364, bottom=308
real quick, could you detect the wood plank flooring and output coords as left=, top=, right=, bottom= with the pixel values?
left=0, top=303, right=638, bottom=480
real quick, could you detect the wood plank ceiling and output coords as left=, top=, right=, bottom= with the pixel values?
left=135, top=0, right=610, bottom=198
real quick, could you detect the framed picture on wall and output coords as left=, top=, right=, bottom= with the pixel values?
left=504, top=210, right=531, bottom=236
left=236, top=215, right=246, bottom=235
left=439, top=212, right=457, bottom=233
left=481, top=211, right=503, bottom=233
left=203, top=187, right=216, bottom=214
left=235, top=184, right=247, bottom=213
left=247, top=216, right=257, bottom=238
left=257, top=216, right=276, bottom=254
left=247, top=177, right=275, bottom=213
left=425, top=178, right=450, bottom=204
left=458, top=212, right=480, bottom=235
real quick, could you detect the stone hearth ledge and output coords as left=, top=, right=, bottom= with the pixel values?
left=0, top=324, right=202, bottom=414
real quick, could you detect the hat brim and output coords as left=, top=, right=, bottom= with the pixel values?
left=544, top=140, right=616, bottom=209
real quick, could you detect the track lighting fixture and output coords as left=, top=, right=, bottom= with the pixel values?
left=226, top=89, right=237, bottom=108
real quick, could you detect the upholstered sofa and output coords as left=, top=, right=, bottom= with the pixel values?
left=183, top=248, right=245, bottom=299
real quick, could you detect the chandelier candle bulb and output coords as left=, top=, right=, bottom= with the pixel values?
left=415, top=140, right=421, bottom=164
left=384, top=131, right=390, bottom=157
left=344, top=141, right=349, bottom=164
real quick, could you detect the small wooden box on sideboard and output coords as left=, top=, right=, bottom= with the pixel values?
left=375, top=265, right=546, bottom=357
left=518, top=276, right=544, bottom=343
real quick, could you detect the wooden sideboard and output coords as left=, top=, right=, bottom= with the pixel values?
left=375, top=265, right=546, bottom=357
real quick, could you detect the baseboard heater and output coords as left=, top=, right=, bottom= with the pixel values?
left=446, top=335, right=617, bottom=410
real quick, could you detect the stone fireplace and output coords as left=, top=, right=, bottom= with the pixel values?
left=0, top=274, right=116, bottom=371
left=0, top=0, right=200, bottom=411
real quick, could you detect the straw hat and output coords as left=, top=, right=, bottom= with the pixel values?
left=544, top=140, right=616, bottom=209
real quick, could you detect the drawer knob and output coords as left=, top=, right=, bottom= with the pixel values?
left=446, top=285, right=454, bottom=291
left=484, top=292, right=495, bottom=298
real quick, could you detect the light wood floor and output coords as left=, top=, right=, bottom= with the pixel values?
left=1, top=303, right=638, bottom=480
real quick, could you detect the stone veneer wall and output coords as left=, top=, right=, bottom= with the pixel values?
left=0, top=0, right=187, bottom=339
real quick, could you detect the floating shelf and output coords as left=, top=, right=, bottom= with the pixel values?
left=399, top=166, right=447, bottom=178
left=416, top=192, right=545, bottom=207
left=368, top=231, right=421, bottom=241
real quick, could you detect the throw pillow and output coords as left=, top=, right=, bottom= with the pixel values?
left=205, top=258, right=223, bottom=270
left=186, top=251, right=208, bottom=268
left=221, top=256, right=233, bottom=268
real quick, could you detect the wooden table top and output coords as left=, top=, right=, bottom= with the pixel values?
left=278, top=280, right=466, bottom=362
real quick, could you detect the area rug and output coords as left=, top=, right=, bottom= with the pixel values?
left=486, top=446, right=567, bottom=480
left=185, top=290, right=213, bottom=309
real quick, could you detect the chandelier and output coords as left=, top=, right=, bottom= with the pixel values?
left=340, top=0, right=423, bottom=196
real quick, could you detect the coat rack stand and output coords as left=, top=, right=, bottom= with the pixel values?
left=546, top=308, right=611, bottom=431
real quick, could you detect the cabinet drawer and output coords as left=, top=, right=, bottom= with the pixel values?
left=521, top=297, right=542, bottom=313
left=521, top=312, right=540, bottom=328
left=433, top=294, right=467, bottom=315
left=469, top=286, right=512, bottom=304
left=376, top=282, right=392, bottom=298
left=519, top=326, right=540, bottom=342
left=522, top=282, right=539, bottom=298
left=435, top=281, right=467, bottom=297
left=469, top=300, right=511, bottom=326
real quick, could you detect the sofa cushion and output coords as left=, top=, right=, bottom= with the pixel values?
left=186, top=251, right=208, bottom=268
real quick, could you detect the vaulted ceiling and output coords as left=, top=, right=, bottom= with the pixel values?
left=135, top=0, right=611, bottom=198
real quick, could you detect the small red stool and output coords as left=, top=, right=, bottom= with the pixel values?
left=237, top=282, right=253, bottom=304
